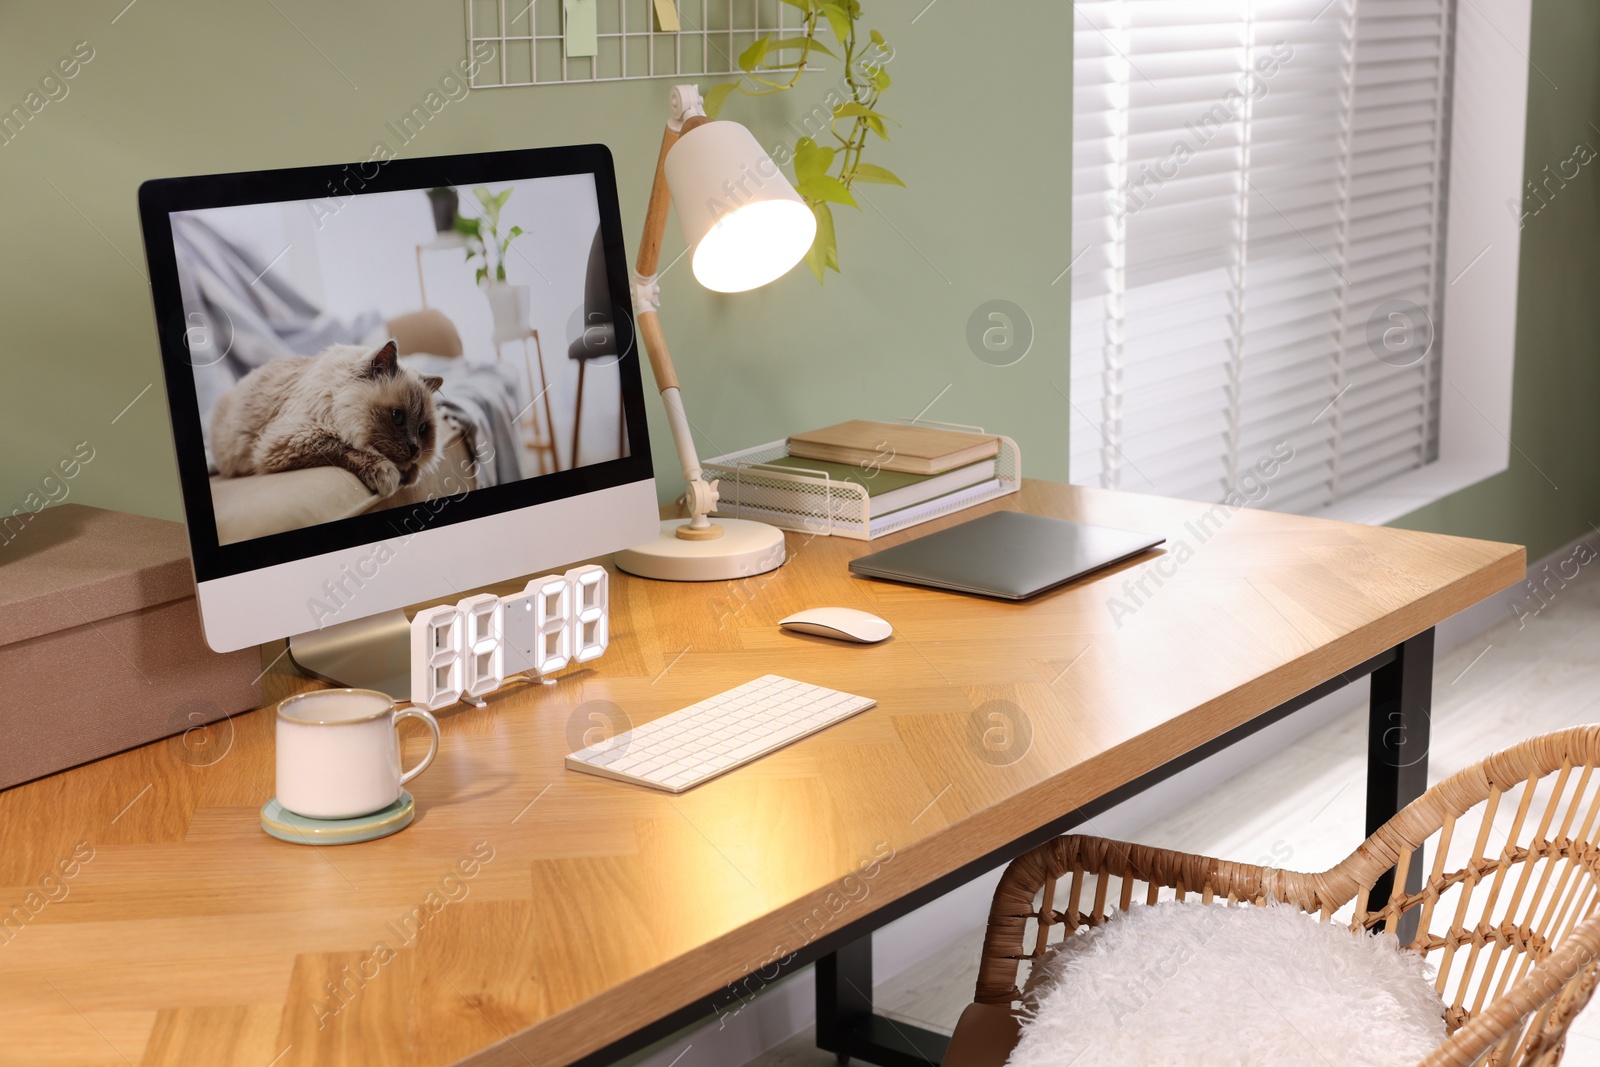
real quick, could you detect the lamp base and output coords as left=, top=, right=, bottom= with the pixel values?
left=614, top=518, right=786, bottom=581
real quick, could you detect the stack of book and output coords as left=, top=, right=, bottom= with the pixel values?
left=706, top=420, right=1021, bottom=538
left=772, top=419, right=1005, bottom=518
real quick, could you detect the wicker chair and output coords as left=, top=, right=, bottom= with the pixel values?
left=943, top=725, right=1600, bottom=1067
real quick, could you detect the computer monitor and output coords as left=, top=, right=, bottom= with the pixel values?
left=138, top=145, right=659, bottom=681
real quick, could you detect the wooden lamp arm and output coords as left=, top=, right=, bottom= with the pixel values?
left=636, top=115, right=710, bottom=280
left=632, top=89, right=720, bottom=531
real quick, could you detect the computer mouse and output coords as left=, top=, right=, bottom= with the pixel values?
left=779, top=607, right=893, bottom=644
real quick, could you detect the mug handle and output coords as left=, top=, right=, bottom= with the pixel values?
left=394, top=707, right=441, bottom=786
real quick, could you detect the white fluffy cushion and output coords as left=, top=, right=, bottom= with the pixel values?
left=1007, top=901, right=1447, bottom=1067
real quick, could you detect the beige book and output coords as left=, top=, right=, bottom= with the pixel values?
left=787, top=420, right=1000, bottom=475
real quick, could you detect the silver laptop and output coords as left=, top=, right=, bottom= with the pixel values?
left=848, top=511, right=1165, bottom=600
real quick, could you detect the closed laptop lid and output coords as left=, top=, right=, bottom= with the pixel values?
left=848, top=511, right=1165, bottom=600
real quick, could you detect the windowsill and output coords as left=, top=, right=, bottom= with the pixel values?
left=1305, top=458, right=1507, bottom=527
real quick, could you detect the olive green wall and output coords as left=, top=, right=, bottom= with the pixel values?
left=0, top=1, right=1069, bottom=523
left=1390, top=0, right=1600, bottom=561
left=4, top=2, right=1596, bottom=563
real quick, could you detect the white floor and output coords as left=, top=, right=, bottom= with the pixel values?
left=743, top=557, right=1600, bottom=1066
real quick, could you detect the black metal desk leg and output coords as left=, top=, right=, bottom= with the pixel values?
left=816, top=935, right=950, bottom=1065
left=1367, top=628, right=1434, bottom=941
left=816, top=937, right=871, bottom=1061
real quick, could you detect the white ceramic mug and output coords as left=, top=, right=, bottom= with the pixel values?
left=275, top=689, right=440, bottom=820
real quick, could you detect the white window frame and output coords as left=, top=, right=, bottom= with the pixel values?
left=1307, top=0, right=1529, bottom=525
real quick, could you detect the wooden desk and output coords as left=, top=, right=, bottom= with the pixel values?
left=0, top=482, right=1522, bottom=1067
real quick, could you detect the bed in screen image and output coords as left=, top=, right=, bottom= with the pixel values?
left=171, top=175, right=628, bottom=546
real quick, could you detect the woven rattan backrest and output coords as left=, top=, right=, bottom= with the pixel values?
left=971, top=727, right=1600, bottom=1067
left=1340, top=729, right=1600, bottom=1032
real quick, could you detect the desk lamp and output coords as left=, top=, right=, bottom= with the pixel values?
left=613, top=85, right=816, bottom=582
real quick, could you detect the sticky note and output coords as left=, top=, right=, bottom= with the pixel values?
left=565, top=0, right=597, bottom=57
left=653, top=0, right=681, bottom=32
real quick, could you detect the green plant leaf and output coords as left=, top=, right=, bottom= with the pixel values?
left=797, top=174, right=857, bottom=208
left=738, top=34, right=772, bottom=72
left=475, top=190, right=501, bottom=228
left=475, top=266, right=487, bottom=286
left=777, top=0, right=813, bottom=11
left=805, top=201, right=837, bottom=281
left=869, top=28, right=884, bottom=46
left=766, top=34, right=835, bottom=58
left=704, top=81, right=739, bottom=119
left=453, top=217, right=481, bottom=237
left=849, top=163, right=905, bottom=186
left=832, top=101, right=885, bottom=121
left=793, top=136, right=836, bottom=183
left=818, top=0, right=851, bottom=41
left=833, top=101, right=890, bottom=140
left=870, top=65, right=890, bottom=90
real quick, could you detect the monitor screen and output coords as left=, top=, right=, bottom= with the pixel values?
left=139, top=146, right=653, bottom=589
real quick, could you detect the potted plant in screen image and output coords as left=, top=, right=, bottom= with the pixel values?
left=426, top=186, right=460, bottom=235
left=456, top=186, right=530, bottom=343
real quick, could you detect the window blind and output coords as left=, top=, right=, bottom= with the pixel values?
left=1069, top=0, right=1453, bottom=513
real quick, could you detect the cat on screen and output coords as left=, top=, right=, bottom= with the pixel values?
left=211, top=340, right=443, bottom=499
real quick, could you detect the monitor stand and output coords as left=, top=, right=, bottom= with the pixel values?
left=286, top=609, right=412, bottom=701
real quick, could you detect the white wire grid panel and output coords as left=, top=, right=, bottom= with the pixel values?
left=703, top=422, right=1022, bottom=541
left=467, top=0, right=824, bottom=86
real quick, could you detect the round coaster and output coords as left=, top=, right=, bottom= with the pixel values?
left=260, top=791, right=414, bottom=846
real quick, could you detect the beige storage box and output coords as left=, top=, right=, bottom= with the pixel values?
left=0, top=504, right=262, bottom=789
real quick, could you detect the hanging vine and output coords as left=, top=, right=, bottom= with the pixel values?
left=705, top=0, right=900, bottom=282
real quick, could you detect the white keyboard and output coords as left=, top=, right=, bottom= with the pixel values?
left=565, top=675, right=876, bottom=793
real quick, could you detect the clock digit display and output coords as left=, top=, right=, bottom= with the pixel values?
left=410, top=604, right=464, bottom=710
left=567, top=565, right=609, bottom=663
left=458, top=593, right=505, bottom=700
left=411, top=568, right=612, bottom=709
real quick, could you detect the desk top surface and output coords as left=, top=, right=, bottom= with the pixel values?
left=0, top=482, right=1522, bottom=1067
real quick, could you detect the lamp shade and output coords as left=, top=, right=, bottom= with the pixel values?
left=664, top=121, right=817, bottom=293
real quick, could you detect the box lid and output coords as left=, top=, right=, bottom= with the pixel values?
left=0, top=504, right=194, bottom=645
